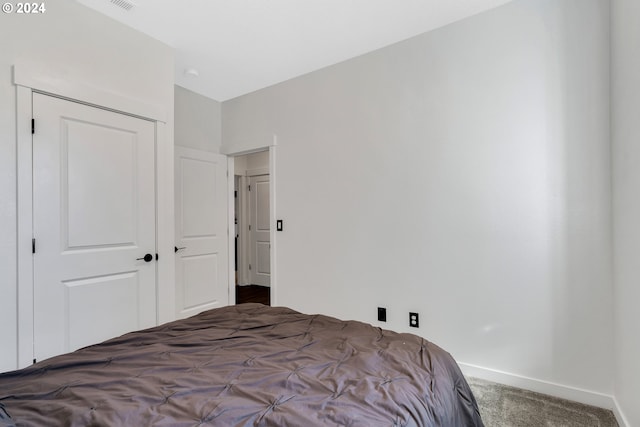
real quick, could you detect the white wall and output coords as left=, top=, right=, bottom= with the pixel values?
left=611, top=0, right=640, bottom=425
left=0, top=0, right=174, bottom=372
left=223, top=0, right=613, bottom=398
left=175, top=85, right=221, bottom=152
left=234, top=151, right=270, bottom=176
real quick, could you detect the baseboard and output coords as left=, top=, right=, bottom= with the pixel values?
left=611, top=397, right=630, bottom=427
left=459, top=363, right=620, bottom=418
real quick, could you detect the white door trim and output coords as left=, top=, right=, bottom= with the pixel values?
left=268, top=144, right=277, bottom=306
left=226, top=138, right=278, bottom=306
left=155, top=121, right=175, bottom=326
left=239, top=175, right=249, bottom=286
left=13, top=61, right=167, bottom=123
left=227, top=158, right=236, bottom=305
left=246, top=167, right=270, bottom=177
left=15, top=74, right=173, bottom=369
left=16, top=85, right=34, bottom=367
left=234, top=175, right=247, bottom=286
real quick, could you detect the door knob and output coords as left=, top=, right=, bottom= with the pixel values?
left=175, top=246, right=186, bottom=253
left=136, top=253, right=153, bottom=262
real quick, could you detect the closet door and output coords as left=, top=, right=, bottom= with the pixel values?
left=32, top=93, right=157, bottom=362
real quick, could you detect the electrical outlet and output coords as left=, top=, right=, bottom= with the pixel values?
left=377, top=307, right=387, bottom=322
left=409, top=312, right=419, bottom=328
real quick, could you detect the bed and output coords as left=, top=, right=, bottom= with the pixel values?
left=0, top=303, right=483, bottom=426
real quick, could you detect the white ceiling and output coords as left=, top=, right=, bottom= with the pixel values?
left=76, top=0, right=513, bottom=101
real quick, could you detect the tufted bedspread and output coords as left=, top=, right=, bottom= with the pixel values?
left=0, top=304, right=483, bottom=426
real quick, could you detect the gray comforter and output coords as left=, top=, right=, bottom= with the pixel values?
left=0, top=304, right=483, bottom=426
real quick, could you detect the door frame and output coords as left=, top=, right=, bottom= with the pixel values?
left=15, top=66, right=174, bottom=369
left=235, top=174, right=249, bottom=286
left=226, top=141, right=277, bottom=306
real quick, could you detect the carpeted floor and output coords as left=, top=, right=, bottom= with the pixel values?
left=468, top=377, right=618, bottom=427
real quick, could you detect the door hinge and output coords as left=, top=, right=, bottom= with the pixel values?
left=249, top=264, right=252, bottom=270
left=31, top=119, right=35, bottom=135
left=234, top=190, right=238, bottom=198
left=32, top=238, right=36, bottom=254
left=248, top=224, right=251, bottom=231
left=248, top=185, right=251, bottom=191
left=155, top=253, right=159, bottom=261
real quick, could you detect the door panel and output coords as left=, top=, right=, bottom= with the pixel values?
left=182, top=254, right=218, bottom=309
left=182, top=158, right=218, bottom=237
left=65, top=272, right=140, bottom=351
left=65, top=121, right=137, bottom=247
left=249, top=175, right=270, bottom=286
left=256, top=242, right=271, bottom=275
left=175, top=147, right=228, bottom=318
left=33, top=93, right=156, bottom=362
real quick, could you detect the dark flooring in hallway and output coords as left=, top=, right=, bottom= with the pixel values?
left=236, top=285, right=270, bottom=306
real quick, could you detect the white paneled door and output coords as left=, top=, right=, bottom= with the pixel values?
left=249, top=175, right=270, bottom=286
left=33, top=93, right=157, bottom=362
left=175, top=147, right=229, bottom=318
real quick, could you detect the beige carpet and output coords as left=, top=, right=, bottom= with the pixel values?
left=468, top=377, right=618, bottom=427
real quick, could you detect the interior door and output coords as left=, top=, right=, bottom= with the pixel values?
left=33, top=93, right=157, bottom=362
left=175, top=147, right=229, bottom=318
left=249, top=175, right=270, bottom=286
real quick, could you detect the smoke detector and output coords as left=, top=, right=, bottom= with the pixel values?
left=109, top=0, right=136, bottom=11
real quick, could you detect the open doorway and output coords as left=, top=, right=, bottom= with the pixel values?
left=234, top=150, right=271, bottom=305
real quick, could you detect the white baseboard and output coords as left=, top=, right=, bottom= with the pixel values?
left=611, top=398, right=630, bottom=427
left=459, top=362, right=626, bottom=426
